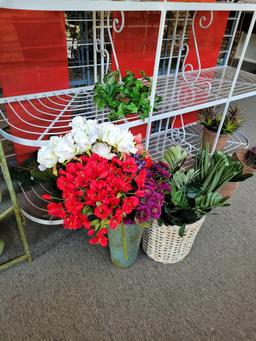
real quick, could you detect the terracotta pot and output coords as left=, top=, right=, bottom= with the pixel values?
left=232, top=149, right=256, bottom=175
left=218, top=182, right=239, bottom=199
left=202, top=126, right=228, bottom=151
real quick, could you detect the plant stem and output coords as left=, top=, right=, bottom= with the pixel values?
left=122, top=221, right=128, bottom=261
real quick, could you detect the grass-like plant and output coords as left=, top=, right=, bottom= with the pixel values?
left=94, top=70, right=161, bottom=121
left=199, top=105, right=243, bottom=135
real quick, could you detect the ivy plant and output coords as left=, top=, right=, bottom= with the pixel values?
left=94, top=70, right=161, bottom=121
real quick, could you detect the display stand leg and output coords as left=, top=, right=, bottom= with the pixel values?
left=0, top=141, right=32, bottom=271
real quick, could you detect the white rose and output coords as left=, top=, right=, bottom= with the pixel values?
left=84, top=119, right=98, bottom=144
left=37, top=145, right=58, bottom=170
left=91, top=142, right=116, bottom=160
left=117, top=131, right=137, bottom=154
left=72, top=130, right=91, bottom=153
left=54, top=134, right=77, bottom=163
left=71, top=118, right=98, bottom=150
left=70, top=116, right=86, bottom=130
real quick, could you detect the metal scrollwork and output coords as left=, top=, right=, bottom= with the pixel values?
left=107, top=11, right=125, bottom=77
left=182, top=11, right=214, bottom=92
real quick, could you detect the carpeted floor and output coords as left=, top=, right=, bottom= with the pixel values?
left=0, top=97, right=256, bottom=341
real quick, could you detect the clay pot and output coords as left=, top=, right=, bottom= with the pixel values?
left=218, top=182, right=239, bottom=199
left=232, top=149, right=256, bottom=175
left=202, top=126, right=228, bottom=151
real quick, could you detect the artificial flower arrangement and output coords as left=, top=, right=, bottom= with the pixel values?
left=37, top=117, right=170, bottom=267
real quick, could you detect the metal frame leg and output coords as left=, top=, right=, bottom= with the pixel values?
left=0, top=140, right=32, bottom=271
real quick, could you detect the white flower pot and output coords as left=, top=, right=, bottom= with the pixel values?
left=142, top=217, right=205, bottom=264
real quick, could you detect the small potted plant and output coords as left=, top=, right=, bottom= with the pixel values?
left=199, top=105, right=243, bottom=151
left=94, top=70, right=161, bottom=138
left=142, top=146, right=243, bottom=264
left=217, top=153, right=253, bottom=199
left=233, top=145, right=256, bottom=175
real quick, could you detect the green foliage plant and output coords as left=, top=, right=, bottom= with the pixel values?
left=94, top=70, right=161, bottom=121
left=161, top=145, right=250, bottom=236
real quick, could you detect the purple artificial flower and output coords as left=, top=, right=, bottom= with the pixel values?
left=136, top=205, right=151, bottom=223
left=150, top=204, right=162, bottom=219
left=158, top=182, right=172, bottom=193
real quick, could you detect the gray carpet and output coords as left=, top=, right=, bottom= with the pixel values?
left=0, top=97, right=256, bottom=341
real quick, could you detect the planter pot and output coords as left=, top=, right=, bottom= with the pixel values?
left=202, top=126, right=228, bottom=151
left=142, top=217, right=205, bottom=264
left=218, top=182, right=239, bottom=199
left=233, top=149, right=256, bottom=175
left=107, top=223, right=144, bottom=268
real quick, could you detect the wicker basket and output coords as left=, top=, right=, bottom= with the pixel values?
left=142, top=217, right=205, bottom=264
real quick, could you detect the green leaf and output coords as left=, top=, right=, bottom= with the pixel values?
left=178, top=224, right=186, bottom=237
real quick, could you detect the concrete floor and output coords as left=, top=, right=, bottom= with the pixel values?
left=0, top=97, right=256, bottom=341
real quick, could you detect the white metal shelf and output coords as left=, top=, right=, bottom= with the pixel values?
left=0, top=86, right=144, bottom=147
left=154, top=65, right=256, bottom=122
left=148, top=123, right=249, bottom=160
left=1, top=0, right=256, bottom=12
left=0, top=65, right=255, bottom=147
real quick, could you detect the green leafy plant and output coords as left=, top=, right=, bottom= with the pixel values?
left=199, top=105, right=243, bottom=135
left=163, top=145, right=187, bottom=173
left=245, top=145, right=256, bottom=169
left=94, top=70, right=161, bottom=121
left=160, top=146, right=250, bottom=236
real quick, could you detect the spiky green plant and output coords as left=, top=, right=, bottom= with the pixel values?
left=199, top=105, right=244, bottom=135
left=163, top=145, right=188, bottom=173
left=160, top=145, right=251, bottom=236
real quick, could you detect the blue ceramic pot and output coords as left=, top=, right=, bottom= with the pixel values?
left=107, top=223, right=144, bottom=268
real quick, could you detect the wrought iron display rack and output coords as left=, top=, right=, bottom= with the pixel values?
left=0, top=0, right=256, bottom=224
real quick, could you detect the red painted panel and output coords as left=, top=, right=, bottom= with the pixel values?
left=0, top=10, right=69, bottom=163
left=111, top=6, right=229, bottom=130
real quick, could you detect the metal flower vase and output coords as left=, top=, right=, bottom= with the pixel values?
left=107, top=223, right=144, bottom=268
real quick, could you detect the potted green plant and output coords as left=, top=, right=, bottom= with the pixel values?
left=216, top=153, right=253, bottom=199
left=94, top=70, right=161, bottom=138
left=199, top=105, right=243, bottom=151
left=142, top=146, right=243, bottom=264
left=233, top=145, right=256, bottom=175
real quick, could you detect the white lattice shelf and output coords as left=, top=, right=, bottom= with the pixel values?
left=148, top=123, right=249, bottom=161
left=155, top=66, right=256, bottom=121
left=0, top=66, right=255, bottom=147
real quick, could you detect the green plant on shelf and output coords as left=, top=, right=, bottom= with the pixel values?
left=94, top=70, right=161, bottom=121
left=199, top=105, right=244, bottom=135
